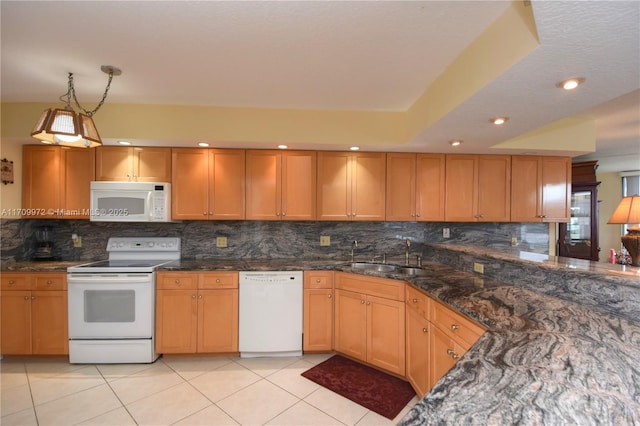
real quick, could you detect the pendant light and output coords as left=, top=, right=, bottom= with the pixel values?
left=31, top=65, right=121, bottom=148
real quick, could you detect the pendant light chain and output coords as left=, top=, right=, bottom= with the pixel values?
left=67, top=70, right=115, bottom=117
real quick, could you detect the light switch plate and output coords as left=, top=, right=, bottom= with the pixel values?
left=473, top=262, right=484, bottom=274
left=216, top=237, right=228, bottom=248
left=320, top=236, right=331, bottom=246
left=443, top=228, right=450, bottom=238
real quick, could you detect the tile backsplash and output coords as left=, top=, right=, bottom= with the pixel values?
left=1, top=219, right=550, bottom=262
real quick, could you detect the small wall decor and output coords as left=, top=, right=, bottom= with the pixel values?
left=1, top=158, right=14, bottom=185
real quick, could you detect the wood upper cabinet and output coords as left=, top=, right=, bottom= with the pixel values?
left=511, top=156, right=571, bottom=222
left=0, top=273, right=68, bottom=355
left=334, top=272, right=405, bottom=376
left=303, top=271, right=334, bottom=352
left=317, top=152, right=386, bottom=221
left=246, top=150, right=316, bottom=220
left=445, top=155, right=511, bottom=222
left=22, top=145, right=94, bottom=219
left=171, top=148, right=245, bottom=220
left=386, top=153, right=445, bottom=221
left=96, top=146, right=171, bottom=182
left=156, top=271, right=238, bottom=354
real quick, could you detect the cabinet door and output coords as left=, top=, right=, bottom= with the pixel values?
left=210, top=149, right=245, bottom=220
left=406, top=306, right=431, bottom=397
left=352, top=152, right=386, bottom=221
left=444, top=155, right=477, bottom=221
left=540, top=157, right=571, bottom=222
left=385, top=153, right=417, bottom=221
left=156, top=289, right=198, bottom=353
left=366, top=294, right=405, bottom=376
left=22, top=145, right=63, bottom=217
left=303, top=288, right=333, bottom=352
left=477, top=155, right=511, bottom=221
left=95, top=147, right=133, bottom=181
left=197, top=289, right=238, bottom=353
left=510, top=156, right=540, bottom=222
left=282, top=151, right=317, bottom=220
left=246, top=150, right=281, bottom=220
left=0, top=291, right=32, bottom=354
left=31, top=290, right=68, bottom=354
left=63, top=147, right=95, bottom=218
left=133, top=147, right=172, bottom=182
left=416, top=154, right=446, bottom=221
left=171, top=148, right=210, bottom=220
left=334, top=289, right=366, bottom=361
left=430, top=326, right=466, bottom=386
left=317, top=152, right=351, bottom=220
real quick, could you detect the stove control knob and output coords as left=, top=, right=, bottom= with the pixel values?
left=148, top=242, right=155, bottom=247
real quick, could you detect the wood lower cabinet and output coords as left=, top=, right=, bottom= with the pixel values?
left=511, top=156, right=571, bottom=222
left=405, top=285, right=431, bottom=397
left=246, top=150, right=316, bottom=220
left=317, top=152, right=386, bottom=221
left=303, top=271, right=334, bottom=352
left=96, top=146, right=172, bottom=182
left=22, top=145, right=95, bottom=219
left=156, top=271, right=238, bottom=354
left=445, top=154, right=511, bottom=222
left=386, top=153, right=445, bottom=221
left=334, top=272, right=405, bottom=375
left=0, top=273, right=68, bottom=355
left=171, top=148, right=245, bottom=220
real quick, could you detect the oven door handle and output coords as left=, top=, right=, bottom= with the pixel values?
left=68, top=275, right=152, bottom=284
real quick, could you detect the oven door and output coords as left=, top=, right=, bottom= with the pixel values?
left=68, top=273, right=155, bottom=339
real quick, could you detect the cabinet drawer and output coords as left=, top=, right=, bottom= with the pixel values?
left=405, top=285, right=429, bottom=318
left=199, top=272, right=238, bottom=289
left=157, top=273, right=197, bottom=290
left=304, top=271, right=334, bottom=289
left=34, top=274, right=66, bottom=290
left=431, top=301, right=485, bottom=348
left=1, top=274, right=33, bottom=290
left=335, top=272, right=404, bottom=301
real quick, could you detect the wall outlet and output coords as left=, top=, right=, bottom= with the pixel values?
left=443, top=228, right=450, bottom=238
left=511, top=237, right=518, bottom=247
left=320, top=235, right=331, bottom=246
left=473, top=262, right=484, bottom=274
left=216, top=237, right=228, bottom=248
left=72, top=235, right=82, bottom=248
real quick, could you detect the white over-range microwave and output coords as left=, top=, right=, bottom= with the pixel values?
left=90, top=181, right=172, bottom=222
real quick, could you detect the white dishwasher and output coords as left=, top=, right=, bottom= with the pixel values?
left=239, top=271, right=303, bottom=358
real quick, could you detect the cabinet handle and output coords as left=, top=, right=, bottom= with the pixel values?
left=360, top=300, right=365, bottom=304
left=411, top=213, right=415, bottom=217
left=315, top=279, right=321, bottom=283
left=352, top=212, right=356, bottom=217
left=366, top=301, right=370, bottom=305
left=215, top=278, right=221, bottom=283
left=9, top=280, right=15, bottom=285
left=451, top=324, right=459, bottom=331
left=175, top=279, right=181, bottom=285
left=276, top=212, right=281, bottom=216
left=412, top=298, right=418, bottom=303
left=422, top=327, right=428, bottom=333
left=327, top=294, right=332, bottom=298
left=192, top=294, right=196, bottom=299
left=23, top=296, right=29, bottom=300
left=282, top=212, right=286, bottom=216
left=46, top=280, right=53, bottom=285
left=416, top=213, right=421, bottom=218
left=203, top=212, right=208, bottom=216
left=209, top=212, right=213, bottom=215
left=31, top=296, right=36, bottom=300
left=198, top=294, right=203, bottom=299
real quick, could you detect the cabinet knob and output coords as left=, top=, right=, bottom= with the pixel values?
left=203, top=212, right=208, bottom=216
left=209, top=212, right=213, bottom=215
left=276, top=212, right=281, bottom=216
left=412, top=298, right=418, bottom=303
left=198, top=294, right=203, bottom=299
left=422, top=327, right=428, bottom=333
left=416, top=213, right=421, bottom=218
left=360, top=300, right=365, bottom=304
left=327, top=293, right=332, bottom=298
left=9, top=280, right=15, bottom=285
left=315, top=279, right=321, bottom=283
left=366, top=301, right=370, bottom=305
left=411, top=214, right=415, bottom=217
left=192, top=294, right=196, bottom=299
left=451, top=324, right=459, bottom=331
left=31, top=296, right=36, bottom=300
left=46, top=280, right=53, bottom=285
left=282, top=212, right=286, bottom=216
left=23, top=295, right=29, bottom=300
left=175, top=279, right=181, bottom=285
left=215, top=278, right=221, bottom=283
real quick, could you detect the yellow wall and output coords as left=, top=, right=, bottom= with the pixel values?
left=598, top=171, right=624, bottom=261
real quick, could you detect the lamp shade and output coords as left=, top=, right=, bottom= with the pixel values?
left=607, top=195, right=640, bottom=225
left=31, top=107, right=102, bottom=148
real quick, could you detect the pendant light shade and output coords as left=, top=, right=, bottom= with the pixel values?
left=31, top=65, right=120, bottom=148
left=31, top=107, right=102, bottom=148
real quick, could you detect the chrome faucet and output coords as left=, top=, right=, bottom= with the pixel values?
left=404, top=239, right=411, bottom=265
left=351, top=240, right=358, bottom=263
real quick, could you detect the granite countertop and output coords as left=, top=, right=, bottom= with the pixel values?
left=3, top=255, right=639, bottom=423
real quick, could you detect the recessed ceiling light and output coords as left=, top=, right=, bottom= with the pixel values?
left=118, top=140, right=131, bottom=145
left=490, top=117, right=509, bottom=125
left=448, top=140, right=463, bottom=147
left=556, top=77, right=585, bottom=90
left=198, top=142, right=209, bottom=147
left=349, top=146, right=360, bottom=151
left=277, top=144, right=288, bottom=149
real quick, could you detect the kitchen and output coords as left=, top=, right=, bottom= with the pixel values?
left=2, top=1, right=640, bottom=425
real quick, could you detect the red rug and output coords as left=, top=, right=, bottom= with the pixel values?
left=301, top=355, right=415, bottom=420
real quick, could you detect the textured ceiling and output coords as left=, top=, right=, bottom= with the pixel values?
left=1, top=0, right=639, bottom=172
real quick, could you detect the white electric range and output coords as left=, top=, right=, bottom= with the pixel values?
left=67, top=237, right=180, bottom=364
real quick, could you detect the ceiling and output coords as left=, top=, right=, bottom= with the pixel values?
left=1, top=0, right=639, bottom=173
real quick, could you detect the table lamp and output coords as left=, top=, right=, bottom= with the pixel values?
left=607, top=195, right=640, bottom=266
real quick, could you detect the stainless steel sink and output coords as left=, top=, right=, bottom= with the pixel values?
left=350, top=262, right=398, bottom=273
left=395, top=266, right=430, bottom=277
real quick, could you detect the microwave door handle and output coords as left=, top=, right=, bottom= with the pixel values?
left=68, top=275, right=152, bottom=284
left=147, top=192, right=154, bottom=220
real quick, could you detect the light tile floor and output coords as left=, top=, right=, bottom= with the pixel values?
left=1, top=354, right=419, bottom=425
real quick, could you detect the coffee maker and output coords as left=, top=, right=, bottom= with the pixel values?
left=33, top=226, right=54, bottom=260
